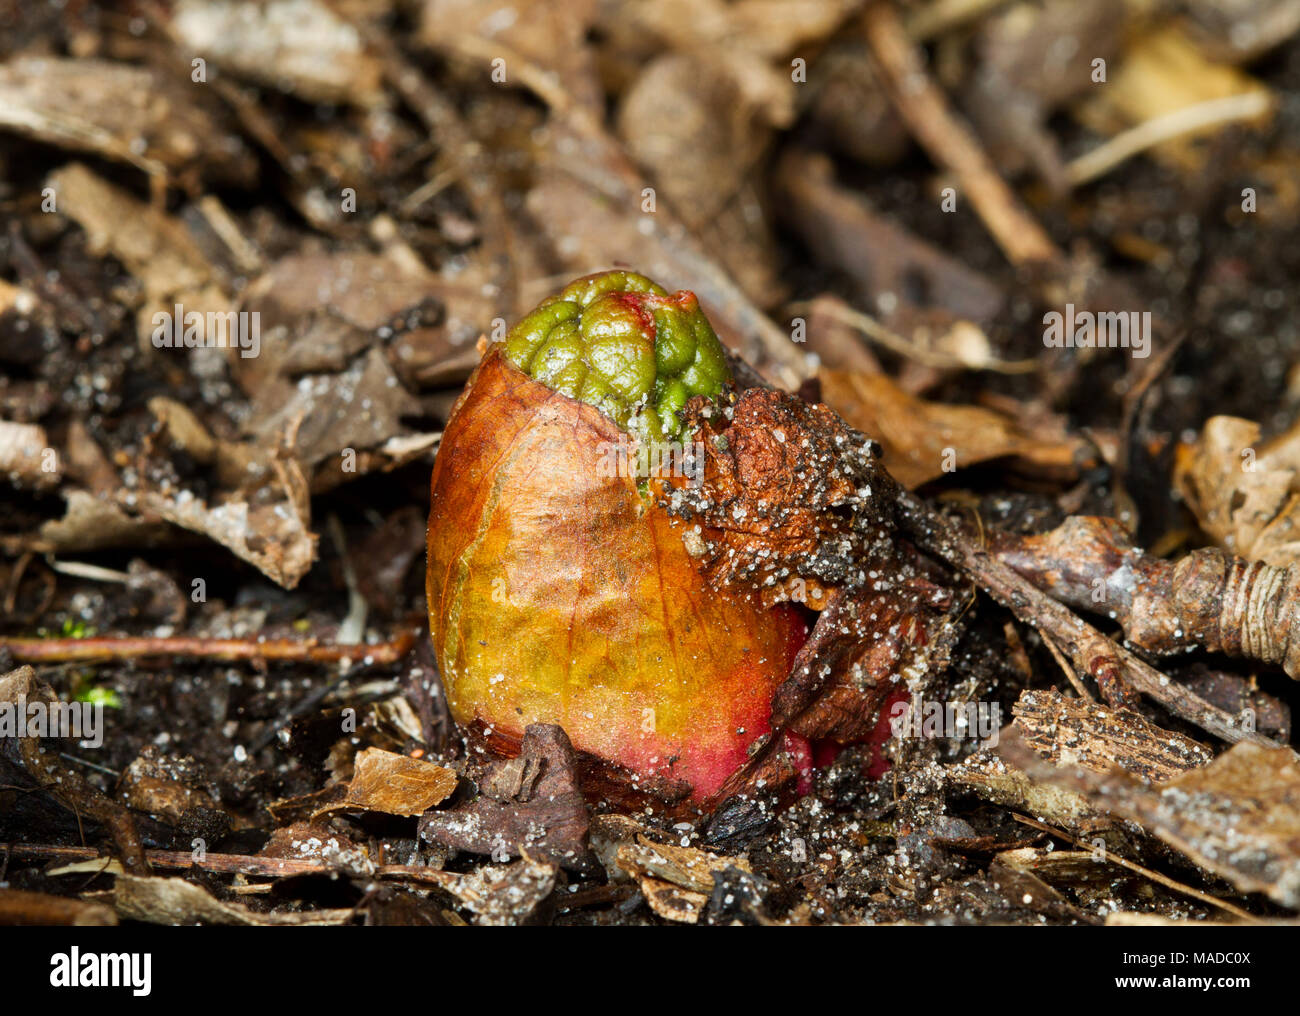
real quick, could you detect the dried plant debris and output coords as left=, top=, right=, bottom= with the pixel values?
left=260, top=822, right=377, bottom=878
left=246, top=347, right=425, bottom=477
left=819, top=368, right=1085, bottom=489
left=617, top=836, right=753, bottom=894
left=0, top=419, right=56, bottom=489
left=617, top=837, right=755, bottom=925
left=988, top=853, right=1100, bottom=925
left=117, top=746, right=230, bottom=831
left=239, top=250, right=483, bottom=392
left=1118, top=743, right=1300, bottom=909
left=1176, top=414, right=1300, bottom=567
left=420, top=0, right=604, bottom=115
left=949, top=746, right=1127, bottom=844
left=420, top=724, right=595, bottom=872
left=88, top=875, right=353, bottom=926
left=45, top=163, right=230, bottom=335
left=993, top=514, right=1300, bottom=680
left=617, top=53, right=784, bottom=300
left=776, top=151, right=1005, bottom=328
left=1181, top=664, right=1291, bottom=741
left=139, top=473, right=317, bottom=589
left=1073, top=23, right=1271, bottom=180
left=23, top=491, right=173, bottom=554
left=170, top=0, right=385, bottom=106
left=0, top=58, right=256, bottom=183
left=317, top=747, right=457, bottom=819
left=669, top=385, right=898, bottom=599
left=1, top=667, right=151, bottom=875
left=0, top=889, right=118, bottom=926
left=774, top=581, right=961, bottom=745
left=1002, top=733, right=1300, bottom=909
left=432, top=853, right=560, bottom=926
left=1012, top=688, right=1213, bottom=783
left=957, top=2, right=1122, bottom=190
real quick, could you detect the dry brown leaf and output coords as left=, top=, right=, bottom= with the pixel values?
left=600, top=0, right=857, bottom=62
left=172, top=0, right=385, bottom=106
left=774, top=581, right=960, bottom=744
left=0, top=57, right=255, bottom=183
left=1174, top=414, right=1300, bottom=566
left=139, top=484, right=316, bottom=590
left=1002, top=732, right=1300, bottom=909
left=617, top=54, right=784, bottom=300
left=247, top=348, right=424, bottom=468
left=1139, top=743, right=1300, bottom=907
left=820, top=368, right=1083, bottom=488
left=241, top=250, right=487, bottom=396
left=147, top=397, right=218, bottom=466
left=14, top=491, right=170, bottom=555
left=318, top=747, right=457, bottom=819
left=420, top=724, right=593, bottom=872
left=638, top=877, right=709, bottom=924
left=616, top=836, right=751, bottom=895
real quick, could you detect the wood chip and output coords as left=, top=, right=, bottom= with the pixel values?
left=617, top=835, right=750, bottom=894
left=1013, top=687, right=1213, bottom=783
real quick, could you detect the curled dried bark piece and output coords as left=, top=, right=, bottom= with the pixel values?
left=992, top=515, right=1300, bottom=680
left=1013, top=688, right=1213, bottom=783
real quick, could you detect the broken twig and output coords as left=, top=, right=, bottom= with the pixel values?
left=0, top=631, right=416, bottom=666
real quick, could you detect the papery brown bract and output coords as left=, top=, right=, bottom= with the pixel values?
left=426, top=348, right=804, bottom=801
